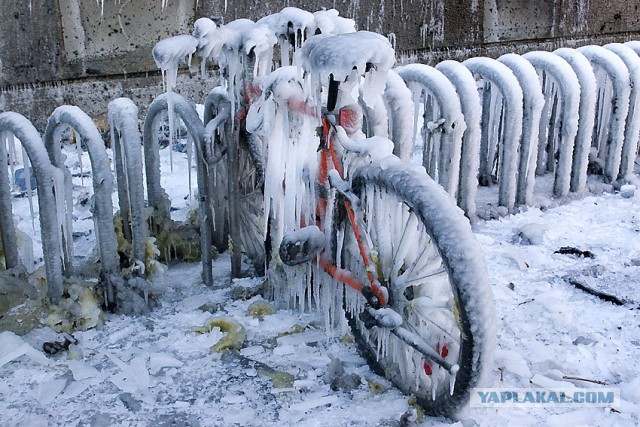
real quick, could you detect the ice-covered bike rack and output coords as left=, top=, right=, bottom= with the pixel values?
left=604, top=43, right=640, bottom=181
left=43, top=105, right=121, bottom=306
left=498, top=54, right=545, bottom=206
left=395, top=64, right=465, bottom=199
left=382, top=70, right=414, bottom=162
left=0, top=112, right=65, bottom=304
left=578, top=45, right=631, bottom=184
left=522, top=51, right=580, bottom=198
left=463, top=57, right=523, bottom=212
left=108, top=98, right=148, bottom=266
left=202, top=87, right=234, bottom=253
left=143, top=91, right=222, bottom=287
left=43, top=106, right=119, bottom=273
left=435, top=60, right=481, bottom=219
left=553, top=48, right=597, bottom=194
left=0, top=132, right=19, bottom=271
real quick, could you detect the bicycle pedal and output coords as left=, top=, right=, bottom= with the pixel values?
left=279, top=225, right=326, bottom=266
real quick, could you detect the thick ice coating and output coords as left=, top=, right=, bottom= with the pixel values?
left=152, top=35, right=198, bottom=75
left=307, top=9, right=356, bottom=36
left=298, top=32, right=395, bottom=106
left=257, top=7, right=315, bottom=39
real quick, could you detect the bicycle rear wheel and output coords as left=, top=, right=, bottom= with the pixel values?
left=339, top=157, right=494, bottom=417
left=212, top=132, right=266, bottom=274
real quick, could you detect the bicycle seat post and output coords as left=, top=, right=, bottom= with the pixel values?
left=326, top=74, right=340, bottom=113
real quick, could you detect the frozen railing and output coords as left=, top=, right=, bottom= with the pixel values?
left=394, top=64, right=465, bottom=199
left=497, top=53, right=544, bottom=207
left=435, top=60, right=481, bottom=218
left=578, top=45, right=630, bottom=184
left=522, top=51, right=580, bottom=199
left=604, top=43, right=640, bottom=181
left=462, top=57, right=523, bottom=213
left=108, top=98, right=148, bottom=268
left=0, top=112, right=65, bottom=304
left=398, top=45, right=640, bottom=220
left=43, top=105, right=121, bottom=306
left=143, top=91, right=228, bottom=287
left=43, top=106, right=120, bottom=277
left=0, top=107, right=162, bottom=313
left=381, top=70, right=414, bottom=162
left=553, top=48, right=597, bottom=194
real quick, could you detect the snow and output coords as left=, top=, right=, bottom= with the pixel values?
left=308, top=9, right=356, bottom=36
left=192, top=18, right=233, bottom=77
left=0, top=331, right=50, bottom=367
left=152, top=35, right=198, bottom=87
left=335, top=125, right=395, bottom=161
left=257, top=7, right=315, bottom=42
left=2, top=127, right=640, bottom=425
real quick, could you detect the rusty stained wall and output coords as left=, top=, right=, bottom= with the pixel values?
left=0, top=0, right=64, bottom=85
left=0, top=0, right=205, bottom=129
left=403, top=0, right=640, bottom=63
left=2, top=0, right=640, bottom=85
left=0, top=0, right=640, bottom=129
left=196, top=0, right=481, bottom=51
left=484, top=0, right=640, bottom=42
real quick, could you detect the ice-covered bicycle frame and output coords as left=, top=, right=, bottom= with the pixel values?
left=292, top=78, right=458, bottom=375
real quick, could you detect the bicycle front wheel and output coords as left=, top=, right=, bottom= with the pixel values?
left=340, top=157, right=495, bottom=417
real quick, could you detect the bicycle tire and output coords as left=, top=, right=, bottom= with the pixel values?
left=339, top=156, right=495, bottom=417
left=211, top=131, right=266, bottom=274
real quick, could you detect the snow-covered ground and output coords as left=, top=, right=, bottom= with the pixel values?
left=1, top=143, right=640, bottom=426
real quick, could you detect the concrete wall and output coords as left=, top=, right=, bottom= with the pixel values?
left=0, top=0, right=639, bottom=129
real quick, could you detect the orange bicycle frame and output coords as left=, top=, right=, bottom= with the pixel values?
left=316, top=110, right=387, bottom=307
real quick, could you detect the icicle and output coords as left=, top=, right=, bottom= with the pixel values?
left=186, top=133, right=193, bottom=200
left=21, top=145, right=35, bottom=232
left=52, top=167, right=72, bottom=270
left=431, top=363, right=439, bottom=400
left=387, top=33, right=397, bottom=50
left=75, top=129, right=84, bottom=186
left=6, top=133, right=16, bottom=192
left=449, top=364, right=459, bottom=395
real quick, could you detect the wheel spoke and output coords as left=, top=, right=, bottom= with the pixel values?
left=390, top=210, right=419, bottom=277
left=399, top=266, right=446, bottom=287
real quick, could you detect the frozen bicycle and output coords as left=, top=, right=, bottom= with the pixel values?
left=230, top=31, right=496, bottom=417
